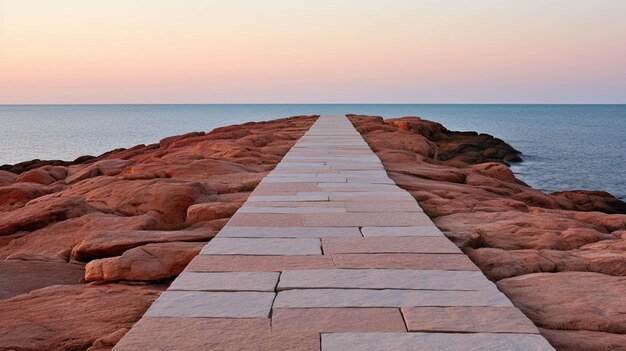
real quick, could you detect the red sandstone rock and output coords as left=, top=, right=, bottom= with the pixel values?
left=186, top=202, right=242, bottom=224
left=65, top=159, right=133, bottom=184
left=0, top=260, right=84, bottom=299
left=72, top=227, right=218, bottom=261
left=0, top=283, right=163, bottom=351
left=0, top=196, right=98, bottom=235
left=0, top=170, right=17, bottom=186
left=348, top=114, right=626, bottom=350
left=0, top=181, right=62, bottom=212
left=0, top=212, right=160, bottom=262
left=539, top=328, right=626, bottom=351
left=84, top=241, right=204, bottom=282
left=16, top=165, right=67, bottom=184
left=497, top=272, right=626, bottom=334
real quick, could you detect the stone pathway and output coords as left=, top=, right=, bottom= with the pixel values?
left=114, top=115, right=555, bottom=350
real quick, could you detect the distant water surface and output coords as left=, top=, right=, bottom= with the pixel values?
left=1, top=104, right=624, bottom=199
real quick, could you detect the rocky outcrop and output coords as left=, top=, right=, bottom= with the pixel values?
left=349, top=114, right=626, bottom=351
left=84, top=241, right=204, bottom=282
left=0, top=115, right=317, bottom=350
left=0, top=284, right=163, bottom=351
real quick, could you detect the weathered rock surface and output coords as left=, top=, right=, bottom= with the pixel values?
left=0, top=116, right=316, bottom=350
left=84, top=241, right=205, bottom=282
left=0, top=284, right=163, bottom=351
left=0, top=260, right=84, bottom=299
left=349, top=114, right=626, bottom=351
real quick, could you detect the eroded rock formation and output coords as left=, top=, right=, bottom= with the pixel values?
left=0, top=115, right=317, bottom=350
left=348, top=114, right=626, bottom=351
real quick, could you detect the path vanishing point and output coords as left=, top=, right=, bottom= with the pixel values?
left=114, top=115, right=556, bottom=350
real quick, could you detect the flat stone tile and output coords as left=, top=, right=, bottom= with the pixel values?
left=361, top=226, right=443, bottom=237
left=263, top=176, right=347, bottom=183
left=321, top=333, right=556, bottom=351
left=318, top=183, right=401, bottom=192
left=186, top=255, right=334, bottom=272
left=277, top=269, right=494, bottom=291
left=247, top=194, right=330, bottom=201
left=113, top=318, right=270, bottom=351
left=271, top=308, right=406, bottom=332
left=218, top=226, right=361, bottom=238
left=268, top=331, right=320, bottom=351
left=254, top=182, right=321, bottom=192
left=332, top=253, right=479, bottom=271
left=238, top=206, right=346, bottom=214
left=305, top=212, right=432, bottom=227
left=227, top=213, right=305, bottom=226
left=249, top=189, right=297, bottom=195
left=346, top=177, right=396, bottom=184
left=322, top=237, right=461, bottom=254
left=201, top=238, right=321, bottom=255
left=344, top=201, right=423, bottom=212
left=145, top=291, right=275, bottom=318
left=273, top=289, right=512, bottom=308
left=169, top=272, right=279, bottom=292
left=402, top=306, right=540, bottom=334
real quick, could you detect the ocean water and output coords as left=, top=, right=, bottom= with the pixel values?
left=1, top=104, right=624, bottom=199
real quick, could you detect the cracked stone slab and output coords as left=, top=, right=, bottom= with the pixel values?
left=144, top=291, right=275, bottom=318
left=169, top=272, right=280, bottom=292
left=186, top=255, right=334, bottom=272
left=277, top=269, right=495, bottom=291
left=271, top=308, right=406, bottom=332
left=201, top=238, right=321, bottom=255
left=322, top=237, right=461, bottom=254
left=402, top=306, right=540, bottom=334
left=321, top=332, right=556, bottom=351
left=218, top=226, right=361, bottom=238
left=361, top=226, right=443, bottom=237
left=331, top=253, right=479, bottom=270
left=273, top=289, right=512, bottom=308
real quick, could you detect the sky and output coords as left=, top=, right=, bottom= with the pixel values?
left=0, top=0, right=625, bottom=104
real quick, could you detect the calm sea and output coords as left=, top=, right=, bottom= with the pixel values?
left=1, top=104, right=624, bottom=199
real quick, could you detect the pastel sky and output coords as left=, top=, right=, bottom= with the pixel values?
left=1, top=0, right=625, bottom=104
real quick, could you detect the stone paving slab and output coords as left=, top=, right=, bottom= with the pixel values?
left=247, top=194, right=330, bottom=201
left=271, top=308, right=407, bottom=332
left=253, top=182, right=322, bottom=192
left=321, top=333, right=556, bottom=351
left=201, top=238, right=321, bottom=255
left=277, top=269, right=495, bottom=291
left=305, top=212, right=432, bottom=227
left=169, top=272, right=280, bottom=292
left=402, top=307, right=540, bottom=334
left=227, top=213, right=305, bottom=226
left=217, top=226, right=361, bottom=238
left=186, top=255, right=334, bottom=272
left=322, top=237, right=461, bottom=254
left=344, top=201, right=423, bottom=212
left=273, top=289, right=513, bottom=308
left=237, top=206, right=347, bottom=214
left=331, top=253, right=480, bottom=270
left=113, top=318, right=271, bottom=351
left=361, top=226, right=443, bottom=237
left=145, top=291, right=275, bottom=318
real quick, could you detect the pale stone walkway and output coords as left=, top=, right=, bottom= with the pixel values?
left=114, top=115, right=555, bottom=350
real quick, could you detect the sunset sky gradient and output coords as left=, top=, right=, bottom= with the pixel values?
left=1, top=0, right=625, bottom=104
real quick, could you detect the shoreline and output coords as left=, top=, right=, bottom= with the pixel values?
left=0, top=114, right=625, bottom=350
